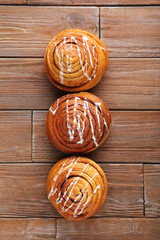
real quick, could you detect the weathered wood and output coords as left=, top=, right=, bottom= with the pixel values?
left=0, top=58, right=159, bottom=109
left=0, top=163, right=143, bottom=217
left=28, top=0, right=160, bottom=5
left=0, top=111, right=31, bottom=162
left=57, top=218, right=160, bottom=240
left=0, top=0, right=26, bottom=3
left=144, top=164, right=160, bottom=217
left=0, top=218, right=56, bottom=240
left=33, top=111, right=160, bottom=163
left=0, top=58, right=62, bottom=110
left=101, top=7, right=160, bottom=57
left=91, top=58, right=160, bottom=109
left=33, top=111, right=65, bottom=162
left=0, top=6, right=98, bottom=57
left=99, top=164, right=143, bottom=217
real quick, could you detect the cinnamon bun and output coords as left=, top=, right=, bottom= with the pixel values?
left=46, top=92, right=111, bottom=153
left=44, top=29, right=108, bottom=92
left=47, top=156, right=108, bottom=221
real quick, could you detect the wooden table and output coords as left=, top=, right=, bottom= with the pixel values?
left=0, top=1, right=160, bottom=239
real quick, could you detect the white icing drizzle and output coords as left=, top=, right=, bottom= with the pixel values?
left=73, top=172, right=98, bottom=218
left=86, top=101, right=98, bottom=147
left=66, top=54, right=72, bottom=72
left=56, top=158, right=80, bottom=204
left=49, top=99, right=59, bottom=115
left=66, top=99, right=74, bottom=141
left=63, top=36, right=67, bottom=45
left=100, top=46, right=106, bottom=51
left=62, top=163, right=89, bottom=212
left=76, top=114, right=84, bottom=144
left=77, top=184, right=100, bottom=216
left=98, top=104, right=109, bottom=132
left=71, top=36, right=91, bottom=81
left=95, top=102, right=102, bottom=136
left=77, top=99, right=87, bottom=144
left=63, top=36, right=72, bottom=72
left=92, top=45, right=97, bottom=78
left=93, top=45, right=96, bottom=56
left=66, top=97, right=81, bottom=142
left=82, top=36, right=94, bottom=68
left=48, top=158, right=71, bottom=199
left=73, top=97, right=79, bottom=125
left=48, top=157, right=77, bottom=199
left=54, top=41, right=63, bottom=83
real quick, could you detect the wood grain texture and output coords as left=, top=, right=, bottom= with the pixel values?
left=33, top=111, right=160, bottom=163
left=0, top=218, right=55, bottom=240
left=144, top=164, right=160, bottom=217
left=0, top=58, right=159, bottom=110
left=0, top=0, right=26, bottom=3
left=57, top=218, right=160, bottom=240
left=101, top=7, right=160, bottom=57
left=0, top=163, right=143, bottom=217
left=91, top=58, right=160, bottom=109
left=28, top=0, right=160, bottom=5
left=0, top=58, right=62, bottom=110
left=33, top=111, right=65, bottom=162
left=0, top=6, right=98, bottom=57
left=0, top=111, right=31, bottom=162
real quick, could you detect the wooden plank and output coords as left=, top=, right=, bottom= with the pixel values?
left=91, top=58, right=160, bottom=109
left=144, top=164, right=160, bottom=217
left=0, top=58, right=159, bottom=110
left=101, top=7, right=160, bottom=57
left=57, top=218, right=160, bottom=240
left=0, top=58, right=62, bottom=110
left=33, top=111, right=160, bottom=163
left=0, top=218, right=56, bottom=240
left=28, top=0, right=160, bottom=6
left=0, top=163, right=143, bottom=217
left=0, top=111, right=31, bottom=162
left=0, top=6, right=99, bottom=57
left=33, top=111, right=65, bottom=162
left=0, top=0, right=26, bottom=4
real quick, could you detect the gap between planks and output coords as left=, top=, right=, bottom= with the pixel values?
left=1, top=4, right=160, bottom=7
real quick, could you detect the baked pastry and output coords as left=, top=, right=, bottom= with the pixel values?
left=46, top=92, right=111, bottom=154
left=44, top=29, right=108, bottom=92
left=47, top=156, right=108, bottom=221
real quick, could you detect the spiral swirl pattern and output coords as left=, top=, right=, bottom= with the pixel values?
left=44, top=29, right=108, bottom=92
left=46, top=92, right=111, bottom=154
left=47, top=156, right=108, bottom=221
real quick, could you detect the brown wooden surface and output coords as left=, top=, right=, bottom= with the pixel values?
left=101, top=7, right=160, bottom=57
left=33, top=111, right=160, bottom=163
left=0, top=58, right=159, bottom=110
left=0, top=1, right=160, bottom=240
left=0, top=0, right=26, bottom=3
left=0, top=111, right=31, bottom=162
left=144, top=164, right=160, bottom=217
left=0, top=163, right=143, bottom=217
left=57, top=218, right=160, bottom=240
left=28, top=0, right=160, bottom=5
left=0, top=218, right=56, bottom=240
left=0, top=6, right=98, bottom=57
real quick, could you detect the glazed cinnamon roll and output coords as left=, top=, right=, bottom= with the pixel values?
left=46, top=92, right=111, bottom=154
left=47, top=156, right=108, bottom=221
left=44, top=29, right=108, bottom=92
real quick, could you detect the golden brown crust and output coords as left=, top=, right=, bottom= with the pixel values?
left=46, top=156, right=108, bottom=221
left=46, top=92, right=111, bottom=154
left=44, top=29, right=108, bottom=92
